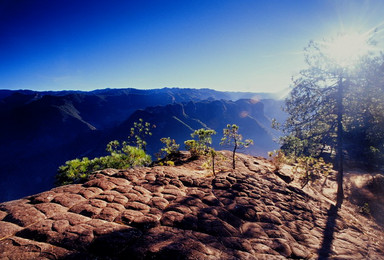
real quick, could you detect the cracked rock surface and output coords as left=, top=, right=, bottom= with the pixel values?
left=0, top=151, right=383, bottom=259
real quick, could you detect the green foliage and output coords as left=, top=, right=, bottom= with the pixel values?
left=56, top=157, right=92, bottom=185
left=157, top=160, right=175, bottom=166
left=294, top=156, right=333, bottom=188
left=184, top=128, right=218, bottom=174
left=220, top=124, right=253, bottom=169
left=279, top=135, right=307, bottom=159
left=268, top=150, right=288, bottom=172
left=56, top=141, right=151, bottom=186
left=201, top=149, right=217, bottom=175
left=165, top=160, right=175, bottom=166
left=201, top=149, right=227, bottom=176
left=184, top=128, right=217, bottom=157
left=184, top=140, right=199, bottom=158
left=157, top=137, right=180, bottom=159
left=279, top=38, right=384, bottom=168
left=128, top=118, right=154, bottom=151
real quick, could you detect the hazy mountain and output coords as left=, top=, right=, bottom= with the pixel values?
left=0, top=88, right=285, bottom=202
left=111, top=99, right=279, bottom=157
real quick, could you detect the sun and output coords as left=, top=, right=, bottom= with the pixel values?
left=322, top=31, right=374, bottom=67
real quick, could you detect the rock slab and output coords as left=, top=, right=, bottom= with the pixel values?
left=0, top=152, right=383, bottom=259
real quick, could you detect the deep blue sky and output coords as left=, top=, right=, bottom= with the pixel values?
left=1, top=0, right=383, bottom=93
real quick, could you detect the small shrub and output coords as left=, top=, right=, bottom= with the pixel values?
left=268, top=150, right=287, bottom=171
left=184, top=128, right=219, bottom=175
left=184, top=139, right=200, bottom=158
left=294, top=156, right=333, bottom=188
left=201, top=149, right=227, bottom=176
left=157, top=137, right=180, bottom=160
left=56, top=158, right=92, bottom=186
left=165, top=160, right=175, bottom=166
left=184, top=128, right=216, bottom=157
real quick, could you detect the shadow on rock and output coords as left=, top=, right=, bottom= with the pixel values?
left=317, top=205, right=339, bottom=260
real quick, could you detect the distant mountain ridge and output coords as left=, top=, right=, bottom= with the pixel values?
left=0, top=88, right=285, bottom=202
left=113, top=99, right=279, bottom=157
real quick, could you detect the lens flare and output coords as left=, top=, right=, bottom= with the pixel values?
left=322, top=30, right=376, bottom=67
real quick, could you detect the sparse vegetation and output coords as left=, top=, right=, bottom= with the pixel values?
left=185, top=128, right=218, bottom=175
left=128, top=118, right=154, bottom=151
left=268, top=149, right=333, bottom=189
left=56, top=119, right=153, bottom=186
left=268, top=150, right=288, bottom=172
left=56, top=143, right=151, bottom=186
left=294, top=156, right=333, bottom=188
left=220, top=124, right=253, bottom=169
left=157, top=137, right=180, bottom=159
left=276, top=38, right=384, bottom=206
left=184, top=128, right=217, bottom=157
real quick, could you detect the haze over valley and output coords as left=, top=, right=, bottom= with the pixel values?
left=0, top=88, right=284, bottom=202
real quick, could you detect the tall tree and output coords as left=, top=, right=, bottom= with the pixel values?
left=281, top=32, right=380, bottom=207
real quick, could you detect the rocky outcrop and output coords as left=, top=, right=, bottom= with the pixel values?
left=0, top=152, right=383, bottom=259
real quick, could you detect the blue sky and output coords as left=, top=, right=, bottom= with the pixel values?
left=1, top=0, right=383, bottom=93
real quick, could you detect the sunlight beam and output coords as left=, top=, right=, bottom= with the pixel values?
left=322, top=31, right=373, bottom=67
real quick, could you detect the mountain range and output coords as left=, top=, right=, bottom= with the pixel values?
left=0, top=88, right=285, bottom=202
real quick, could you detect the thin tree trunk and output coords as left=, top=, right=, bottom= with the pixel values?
left=232, top=142, right=237, bottom=169
left=212, top=152, right=216, bottom=176
left=336, top=76, right=344, bottom=208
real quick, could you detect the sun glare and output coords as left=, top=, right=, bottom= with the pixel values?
left=323, top=31, right=373, bottom=67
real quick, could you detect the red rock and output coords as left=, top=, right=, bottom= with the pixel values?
left=35, top=202, right=68, bottom=218
left=0, top=236, right=70, bottom=259
left=0, top=221, right=23, bottom=238
left=97, top=206, right=120, bottom=222
left=69, top=202, right=102, bottom=217
left=2, top=203, right=46, bottom=226
left=126, top=201, right=151, bottom=212
left=241, top=222, right=268, bottom=238
left=83, top=178, right=117, bottom=191
left=160, top=211, right=184, bottom=226
left=52, top=219, right=70, bottom=233
left=52, top=193, right=86, bottom=208
left=150, top=197, right=169, bottom=210
left=257, top=212, right=282, bottom=225
left=0, top=152, right=383, bottom=259
left=0, top=210, right=6, bottom=220
left=29, top=191, right=57, bottom=204
left=51, top=184, right=82, bottom=194
left=51, top=212, right=91, bottom=226
left=78, top=187, right=103, bottom=199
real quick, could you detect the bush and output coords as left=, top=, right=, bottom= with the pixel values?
left=294, top=156, right=333, bottom=188
left=157, top=137, right=180, bottom=159
left=268, top=150, right=288, bottom=171
left=184, top=139, right=200, bottom=158
left=56, top=142, right=151, bottom=186
left=184, top=128, right=216, bottom=157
